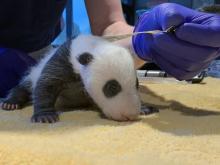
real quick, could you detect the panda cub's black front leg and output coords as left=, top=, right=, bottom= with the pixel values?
left=30, top=39, right=79, bottom=123
left=31, top=79, right=63, bottom=123
left=31, top=45, right=78, bottom=123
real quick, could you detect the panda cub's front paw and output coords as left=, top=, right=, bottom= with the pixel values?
left=31, top=111, right=59, bottom=123
left=140, top=104, right=159, bottom=115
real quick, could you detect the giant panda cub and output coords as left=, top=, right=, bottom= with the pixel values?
left=1, top=35, right=155, bottom=123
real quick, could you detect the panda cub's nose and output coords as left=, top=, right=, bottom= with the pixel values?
left=110, top=112, right=139, bottom=121
left=121, top=112, right=139, bottom=121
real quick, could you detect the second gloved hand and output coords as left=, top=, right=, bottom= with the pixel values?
left=0, top=48, right=36, bottom=97
left=132, top=3, right=220, bottom=80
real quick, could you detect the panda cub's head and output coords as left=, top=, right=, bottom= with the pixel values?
left=70, top=35, right=141, bottom=121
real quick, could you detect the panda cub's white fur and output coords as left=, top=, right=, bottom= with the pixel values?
left=26, top=48, right=57, bottom=90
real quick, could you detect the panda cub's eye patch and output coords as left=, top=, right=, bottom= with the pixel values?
left=78, top=52, right=93, bottom=65
left=103, top=79, right=122, bottom=98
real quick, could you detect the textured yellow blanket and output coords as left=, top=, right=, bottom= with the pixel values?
left=0, top=77, right=219, bottom=165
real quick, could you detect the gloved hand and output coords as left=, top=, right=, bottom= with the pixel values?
left=132, top=3, right=220, bottom=80
left=0, top=48, right=36, bottom=97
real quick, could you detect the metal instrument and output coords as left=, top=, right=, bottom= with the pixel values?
left=103, top=26, right=176, bottom=41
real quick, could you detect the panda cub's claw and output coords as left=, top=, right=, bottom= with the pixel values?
left=31, top=111, right=59, bottom=123
left=0, top=102, right=21, bottom=111
left=140, top=104, right=159, bottom=115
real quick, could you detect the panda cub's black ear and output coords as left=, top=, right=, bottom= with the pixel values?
left=78, top=52, right=93, bottom=65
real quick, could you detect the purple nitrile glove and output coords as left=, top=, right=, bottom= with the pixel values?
left=132, top=3, right=220, bottom=80
left=0, top=48, right=36, bottom=97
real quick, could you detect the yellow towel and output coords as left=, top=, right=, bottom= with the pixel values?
left=0, top=77, right=220, bottom=165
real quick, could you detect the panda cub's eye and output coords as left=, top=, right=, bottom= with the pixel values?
left=136, top=77, right=139, bottom=89
left=78, top=52, right=93, bottom=65
left=103, top=79, right=122, bottom=98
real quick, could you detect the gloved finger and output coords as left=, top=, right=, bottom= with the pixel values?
left=151, top=49, right=209, bottom=80
left=153, top=49, right=211, bottom=72
left=155, top=3, right=185, bottom=30
left=132, top=32, right=155, bottom=61
left=153, top=32, right=219, bottom=67
left=176, top=22, right=220, bottom=47
left=134, top=10, right=163, bottom=32
left=132, top=31, right=220, bottom=71
left=134, top=3, right=186, bottom=32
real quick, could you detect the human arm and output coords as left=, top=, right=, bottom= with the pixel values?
left=84, top=0, right=146, bottom=68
